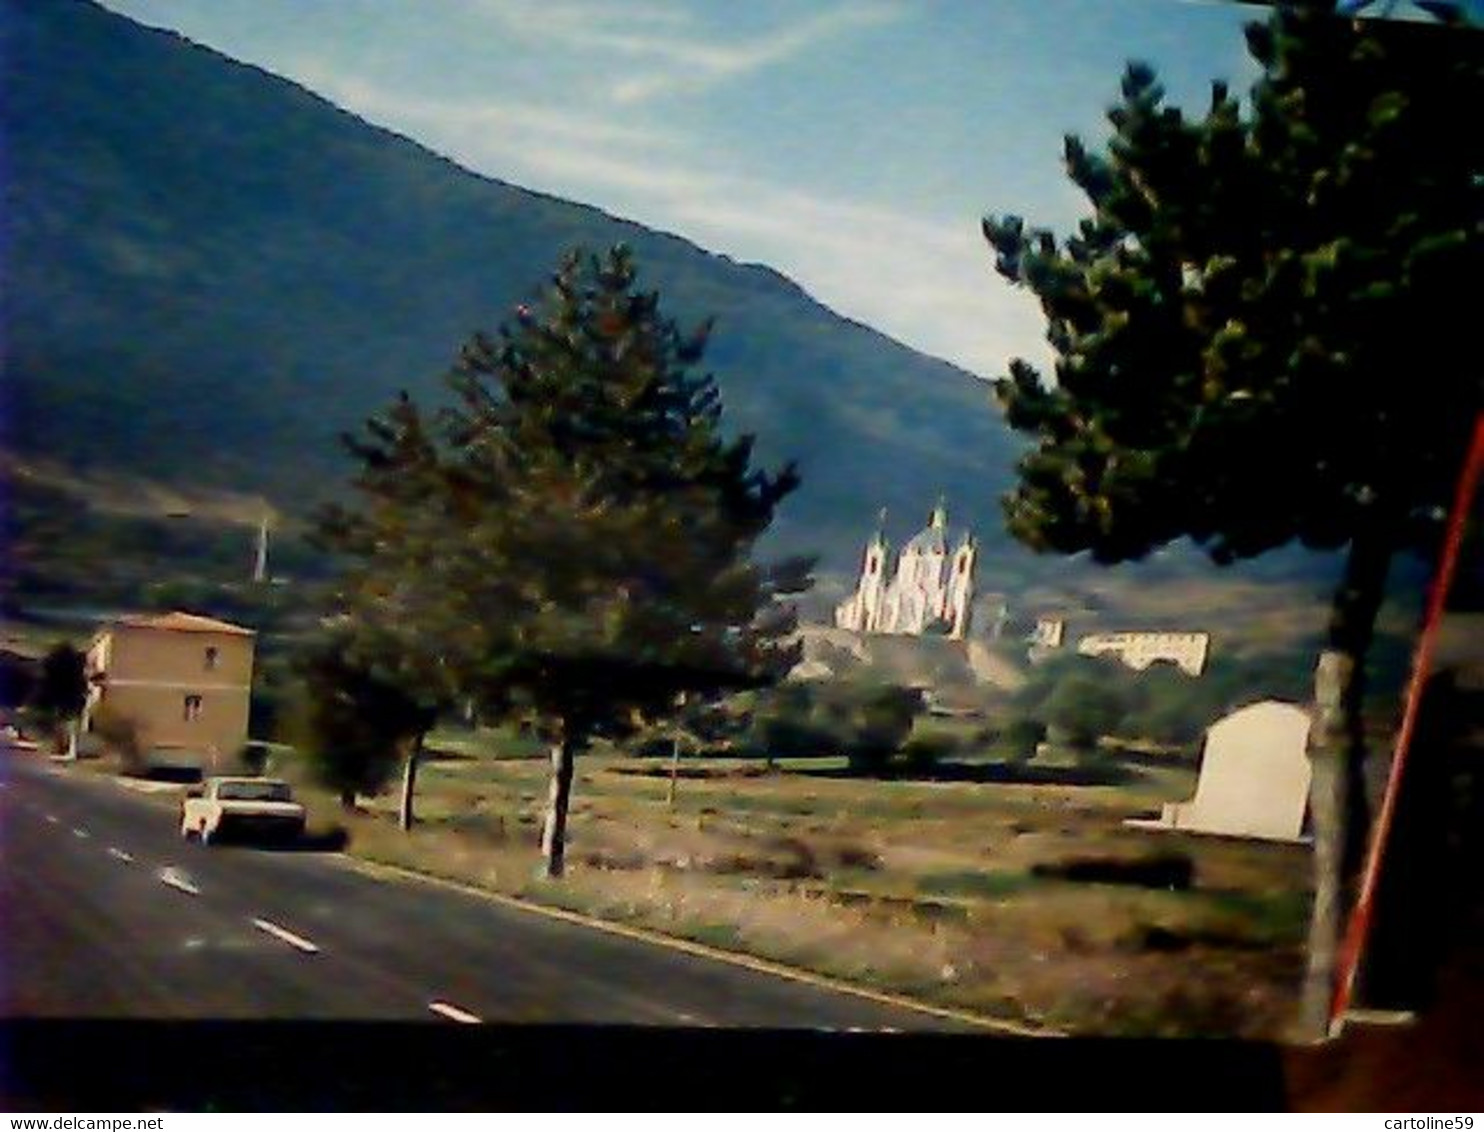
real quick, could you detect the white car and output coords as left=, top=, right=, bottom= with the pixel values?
left=180, top=776, right=306, bottom=846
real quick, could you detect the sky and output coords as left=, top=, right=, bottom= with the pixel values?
left=99, top=0, right=1270, bottom=379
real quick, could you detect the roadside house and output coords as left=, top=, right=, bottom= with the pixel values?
left=82, top=611, right=255, bottom=771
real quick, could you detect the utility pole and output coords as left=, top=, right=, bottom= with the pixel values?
left=666, top=692, right=687, bottom=808
left=252, top=513, right=270, bottom=583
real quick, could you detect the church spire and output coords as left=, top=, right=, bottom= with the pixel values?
left=929, top=495, right=947, bottom=530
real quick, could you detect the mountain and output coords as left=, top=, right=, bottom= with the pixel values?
left=1, top=0, right=1025, bottom=571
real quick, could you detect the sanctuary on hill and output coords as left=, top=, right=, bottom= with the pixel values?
left=834, top=502, right=976, bottom=640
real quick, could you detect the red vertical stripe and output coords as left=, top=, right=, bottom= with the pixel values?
left=1331, top=413, right=1484, bottom=1027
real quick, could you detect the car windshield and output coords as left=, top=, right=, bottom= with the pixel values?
left=217, top=781, right=292, bottom=802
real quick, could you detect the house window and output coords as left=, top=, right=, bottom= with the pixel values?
left=184, top=695, right=203, bottom=722
left=204, top=647, right=219, bottom=671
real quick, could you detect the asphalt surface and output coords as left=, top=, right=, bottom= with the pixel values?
left=0, top=747, right=960, bottom=1031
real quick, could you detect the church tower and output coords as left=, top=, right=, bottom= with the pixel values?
left=946, top=531, right=976, bottom=640
left=858, top=521, right=890, bottom=632
left=835, top=511, right=891, bottom=632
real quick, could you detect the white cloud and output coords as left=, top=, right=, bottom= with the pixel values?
left=472, top=0, right=902, bottom=103
left=287, top=62, right=674, bottom=154
left=282, top=61, right=1048, bottom=378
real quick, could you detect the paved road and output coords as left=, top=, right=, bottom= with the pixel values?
left=0, top=748, right=961, bottom=1030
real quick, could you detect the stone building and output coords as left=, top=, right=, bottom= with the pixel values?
left=82, top=611, right=256, bottom=769
left=834, top=502, right=976, bottom=640
left=1076, top=630, right=1210, bottom=676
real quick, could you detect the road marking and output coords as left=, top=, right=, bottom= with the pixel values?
left=158, top=866, right=200, bottom=896
left=251, top=918, right=320, bottom=954
left=72, top=827, right=91, bottom=840
left=343, top=856, right=1052, bottom=1036
left=429, top=1001, right=482, bottom=1025
left=107, top=847, right=134, bottom=864
left=45, top=814, right=59, bottom=825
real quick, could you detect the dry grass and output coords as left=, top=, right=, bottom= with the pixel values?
left=274, top=741, right=1310, bottom=1037
left=65, top=735, right=1309, bottom=1036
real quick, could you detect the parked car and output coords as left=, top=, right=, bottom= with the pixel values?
left=180, top=776, right=306, bottom=846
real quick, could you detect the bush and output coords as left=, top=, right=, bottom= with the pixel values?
left=1001, top=716, right=1046, bottom=763
left=91, top=705, right=144, bottom=773
left=238, top=741, right=271, bottom=775
left=743, top=680, right=924, bottom=772
left=747, top=683, right=830, bottom=762
left=1042, top=674, right=1126, bottom=748
left=899, top=733, right=957, bottom=775
left=821, top=684, right=923, bottom=774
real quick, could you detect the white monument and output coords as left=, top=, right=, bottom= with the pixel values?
left=834, top=502, right=976, bottom=640
left=1127, top=700, right=1313, bottom=842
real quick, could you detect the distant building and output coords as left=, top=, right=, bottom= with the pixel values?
left=82, top=611, right=256, bottom=768
left=834, top=502, right=976, bottom=640
left=1076, top=631, right=1210, bottom=677
left=1031, top=617, right=1066, bottom=649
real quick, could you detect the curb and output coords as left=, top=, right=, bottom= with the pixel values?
left=75, top=760, right=1061, bottom=1036
left=337, top=853, right=1063, bottom=1037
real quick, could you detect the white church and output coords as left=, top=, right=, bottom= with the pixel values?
left=834, top=502, right=977, bottom=640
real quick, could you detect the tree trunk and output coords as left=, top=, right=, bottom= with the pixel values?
left=540, top=737, right=576, bottom=878
left=1299, top=529, right=1393, bottom=1039
left=339, top=787, right=357, bottom=811
left=65, top=718, right=78, bottom=760
left=398, top=732, right=424, bottom=832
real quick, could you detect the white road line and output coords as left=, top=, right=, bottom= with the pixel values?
left=72, top=827, right=91, bottom=840
left=158, top=866, right=200, bottom=896
left=251, top=918, right=320, bottom=954
left=429, top=1001, right=482, bottom=1025
left=107, top=847, right=134, bottom=864
left=45, top=814, right=59, bottom=825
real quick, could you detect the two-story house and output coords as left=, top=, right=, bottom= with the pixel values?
left=83, top=611, right=256, bottom=769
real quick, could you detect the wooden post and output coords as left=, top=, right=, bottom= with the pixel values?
left=666, top=692, right=687, bottom=808
left=667, top=732, right=681, bottom=808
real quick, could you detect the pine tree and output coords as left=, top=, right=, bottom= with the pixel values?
left=326, top=246, right=809, bottom=874
left=319, top=390, right=457, bottom=829
left=983, top=4, right=1481, bottom=1033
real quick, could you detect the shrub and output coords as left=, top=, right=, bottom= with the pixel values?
left=91, top=705, right=144, bottom=773
left=1001, top=716, right=1046, bottom=763
left=899, top=733, right=956, bottom=775
left=1042, top=675, right=1125, bottom=748
left=822, top=684, right=922, bottom=774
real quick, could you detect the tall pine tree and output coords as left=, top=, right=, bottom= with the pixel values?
left=983, top=3, right=1481, bottom=1033
left=326, top=246, right=809, bottom=875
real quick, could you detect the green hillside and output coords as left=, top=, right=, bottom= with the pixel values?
left=2, top=0, right=1026, bottom=570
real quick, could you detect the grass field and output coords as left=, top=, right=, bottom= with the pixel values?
left=256, top=729, right=1312, bottom=1038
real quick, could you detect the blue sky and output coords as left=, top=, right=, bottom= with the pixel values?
left=100, top=0, right=1268, bottom=378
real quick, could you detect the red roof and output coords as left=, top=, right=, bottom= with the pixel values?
left=114, top=611, right=255, bottom=637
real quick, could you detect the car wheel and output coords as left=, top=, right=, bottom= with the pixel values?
left=180, top=819, right=193, bottom=840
